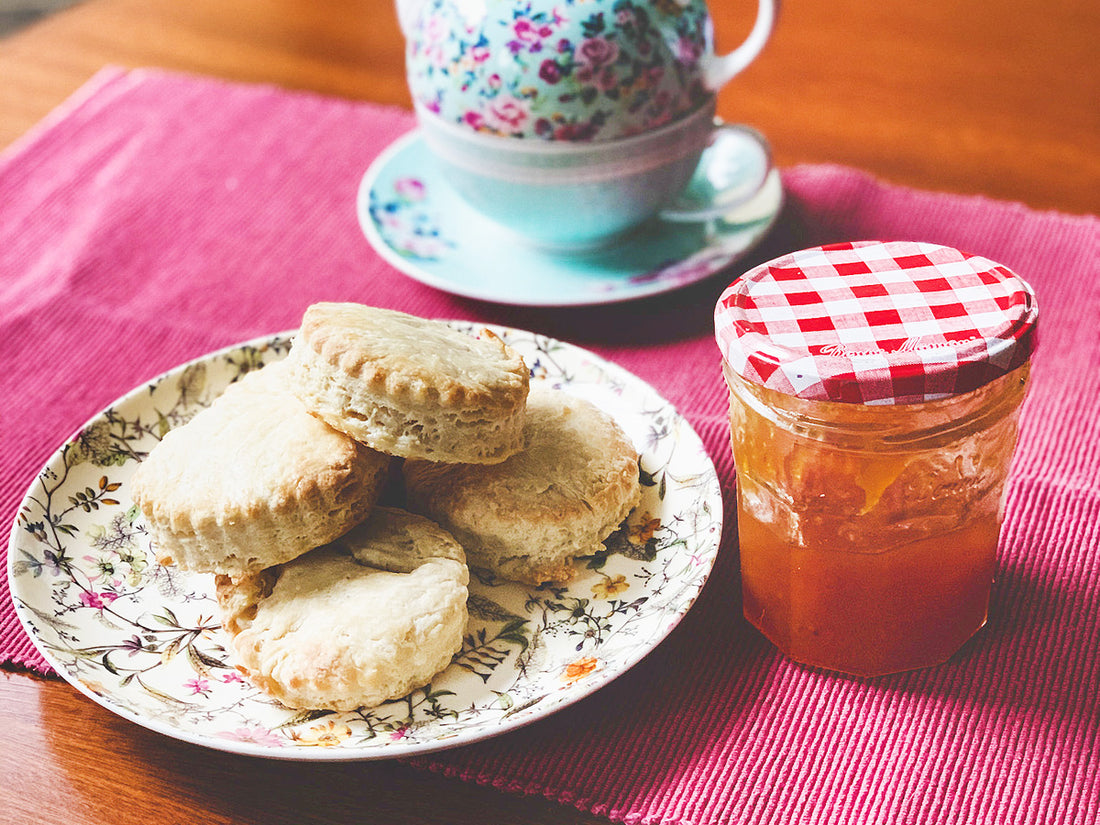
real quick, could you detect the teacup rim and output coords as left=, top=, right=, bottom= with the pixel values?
left=413, top=97, right=719, bottom=157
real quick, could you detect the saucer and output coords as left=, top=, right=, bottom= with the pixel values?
left=357, top=130, right=782, bottom=307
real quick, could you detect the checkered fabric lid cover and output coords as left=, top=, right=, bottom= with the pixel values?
left=714, top=241, right=1039, bottom=404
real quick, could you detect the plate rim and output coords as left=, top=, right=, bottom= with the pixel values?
left=7, top=325, right=723, bottom=761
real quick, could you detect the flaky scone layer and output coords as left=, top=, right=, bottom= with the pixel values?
left=216, top=507, right=469, bottom=711
left=130, top=361, right=390, bottom=579
left=285, top=303, right=529, bottom=463
left=404, top=385, right=641, bottom=586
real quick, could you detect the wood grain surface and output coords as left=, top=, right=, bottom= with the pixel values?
left=1, top=1, right=1096, bottom=824
left=1, top=0, right=1096, bottom=213
left=0, top=670, right=603, bottom=825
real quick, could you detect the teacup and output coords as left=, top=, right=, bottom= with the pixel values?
left=398, top=0, right=779, bottom=248
left=416, top=97, right=773, bottom=248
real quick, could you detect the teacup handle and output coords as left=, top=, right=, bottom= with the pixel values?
left=660, top=122, right=773, bottom=223
left=703, top=0, right=780, bottom=90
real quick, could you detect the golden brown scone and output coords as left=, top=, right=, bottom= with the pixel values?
left=403, top=385, right=641, bottom=586
left=285, top=303, right=529, bottom=464
left=130, top=360, right=391, bottom=579
left=216, top=507, right=469, bottom=711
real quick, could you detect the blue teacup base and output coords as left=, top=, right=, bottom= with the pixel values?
left=441, top=156, right=701, bottom=252
left=443, top=121, right=772, bottom=251
left=358, top=130, right=783, bottom=307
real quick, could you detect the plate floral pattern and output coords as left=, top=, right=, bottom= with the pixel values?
left=8, top=325, right=722, bottom=760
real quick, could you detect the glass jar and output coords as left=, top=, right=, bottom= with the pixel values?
left=724, top=362, right=1029, bottom=676
left=714, top=241, right=1038, bottom=676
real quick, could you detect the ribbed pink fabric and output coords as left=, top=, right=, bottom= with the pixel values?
left=2, top=68, right=1096, bottom=825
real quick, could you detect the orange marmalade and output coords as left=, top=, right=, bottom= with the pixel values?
left=725, top=364, right=1029, bottom=675
left=714, top=242, right=1038, bottom=676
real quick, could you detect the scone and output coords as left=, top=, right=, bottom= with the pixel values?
left=284, top=303, right=529, bottom=464
left=131, top=360, right=391, bottom=579
left=216, top=507, right=469, bottom=711
left=403, top=385, right=642, bottom=585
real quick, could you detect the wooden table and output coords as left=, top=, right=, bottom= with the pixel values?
left=1, top=2, right=1096, bottom=824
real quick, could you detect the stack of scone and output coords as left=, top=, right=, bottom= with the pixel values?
left=130, top=303, right=641, bottom=711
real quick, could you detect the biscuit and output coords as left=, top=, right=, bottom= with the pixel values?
left=216, top=507, right=469, bottom=711
left=284, top=303, right=529, bottom=464
left=130, top=360, right=390, bottom=579
left=403, top=385, right=641, bottom=585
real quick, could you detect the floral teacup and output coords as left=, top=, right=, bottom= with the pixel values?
left=400, top=0, right=778, bottom=142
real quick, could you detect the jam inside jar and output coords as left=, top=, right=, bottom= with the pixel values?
left=724, top=363, right=1030, bottom=676
left=713, top=241, right=1039, bottom=677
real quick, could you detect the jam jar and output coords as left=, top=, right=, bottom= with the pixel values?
left=713, top=241, right=1039, bottom=676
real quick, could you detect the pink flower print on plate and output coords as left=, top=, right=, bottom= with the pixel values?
left=80, top=589, right=120, bottom=610
left=216, top=726, right=285, bottom=747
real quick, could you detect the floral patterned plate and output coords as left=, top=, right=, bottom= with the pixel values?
left=358, top=131, right=782, bottom=307
left=8, top=325, right=722, bottom=760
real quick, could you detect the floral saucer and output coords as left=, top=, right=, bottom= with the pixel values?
left=8, top=325, right=722, bottom=760
left=357, top=130, right=782, bottom=307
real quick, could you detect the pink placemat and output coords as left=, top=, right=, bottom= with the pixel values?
left=2, top=68, right=1097, bottom=824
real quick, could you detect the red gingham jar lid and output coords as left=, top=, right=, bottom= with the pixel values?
left=714, top=241, right=1039, bottom=404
